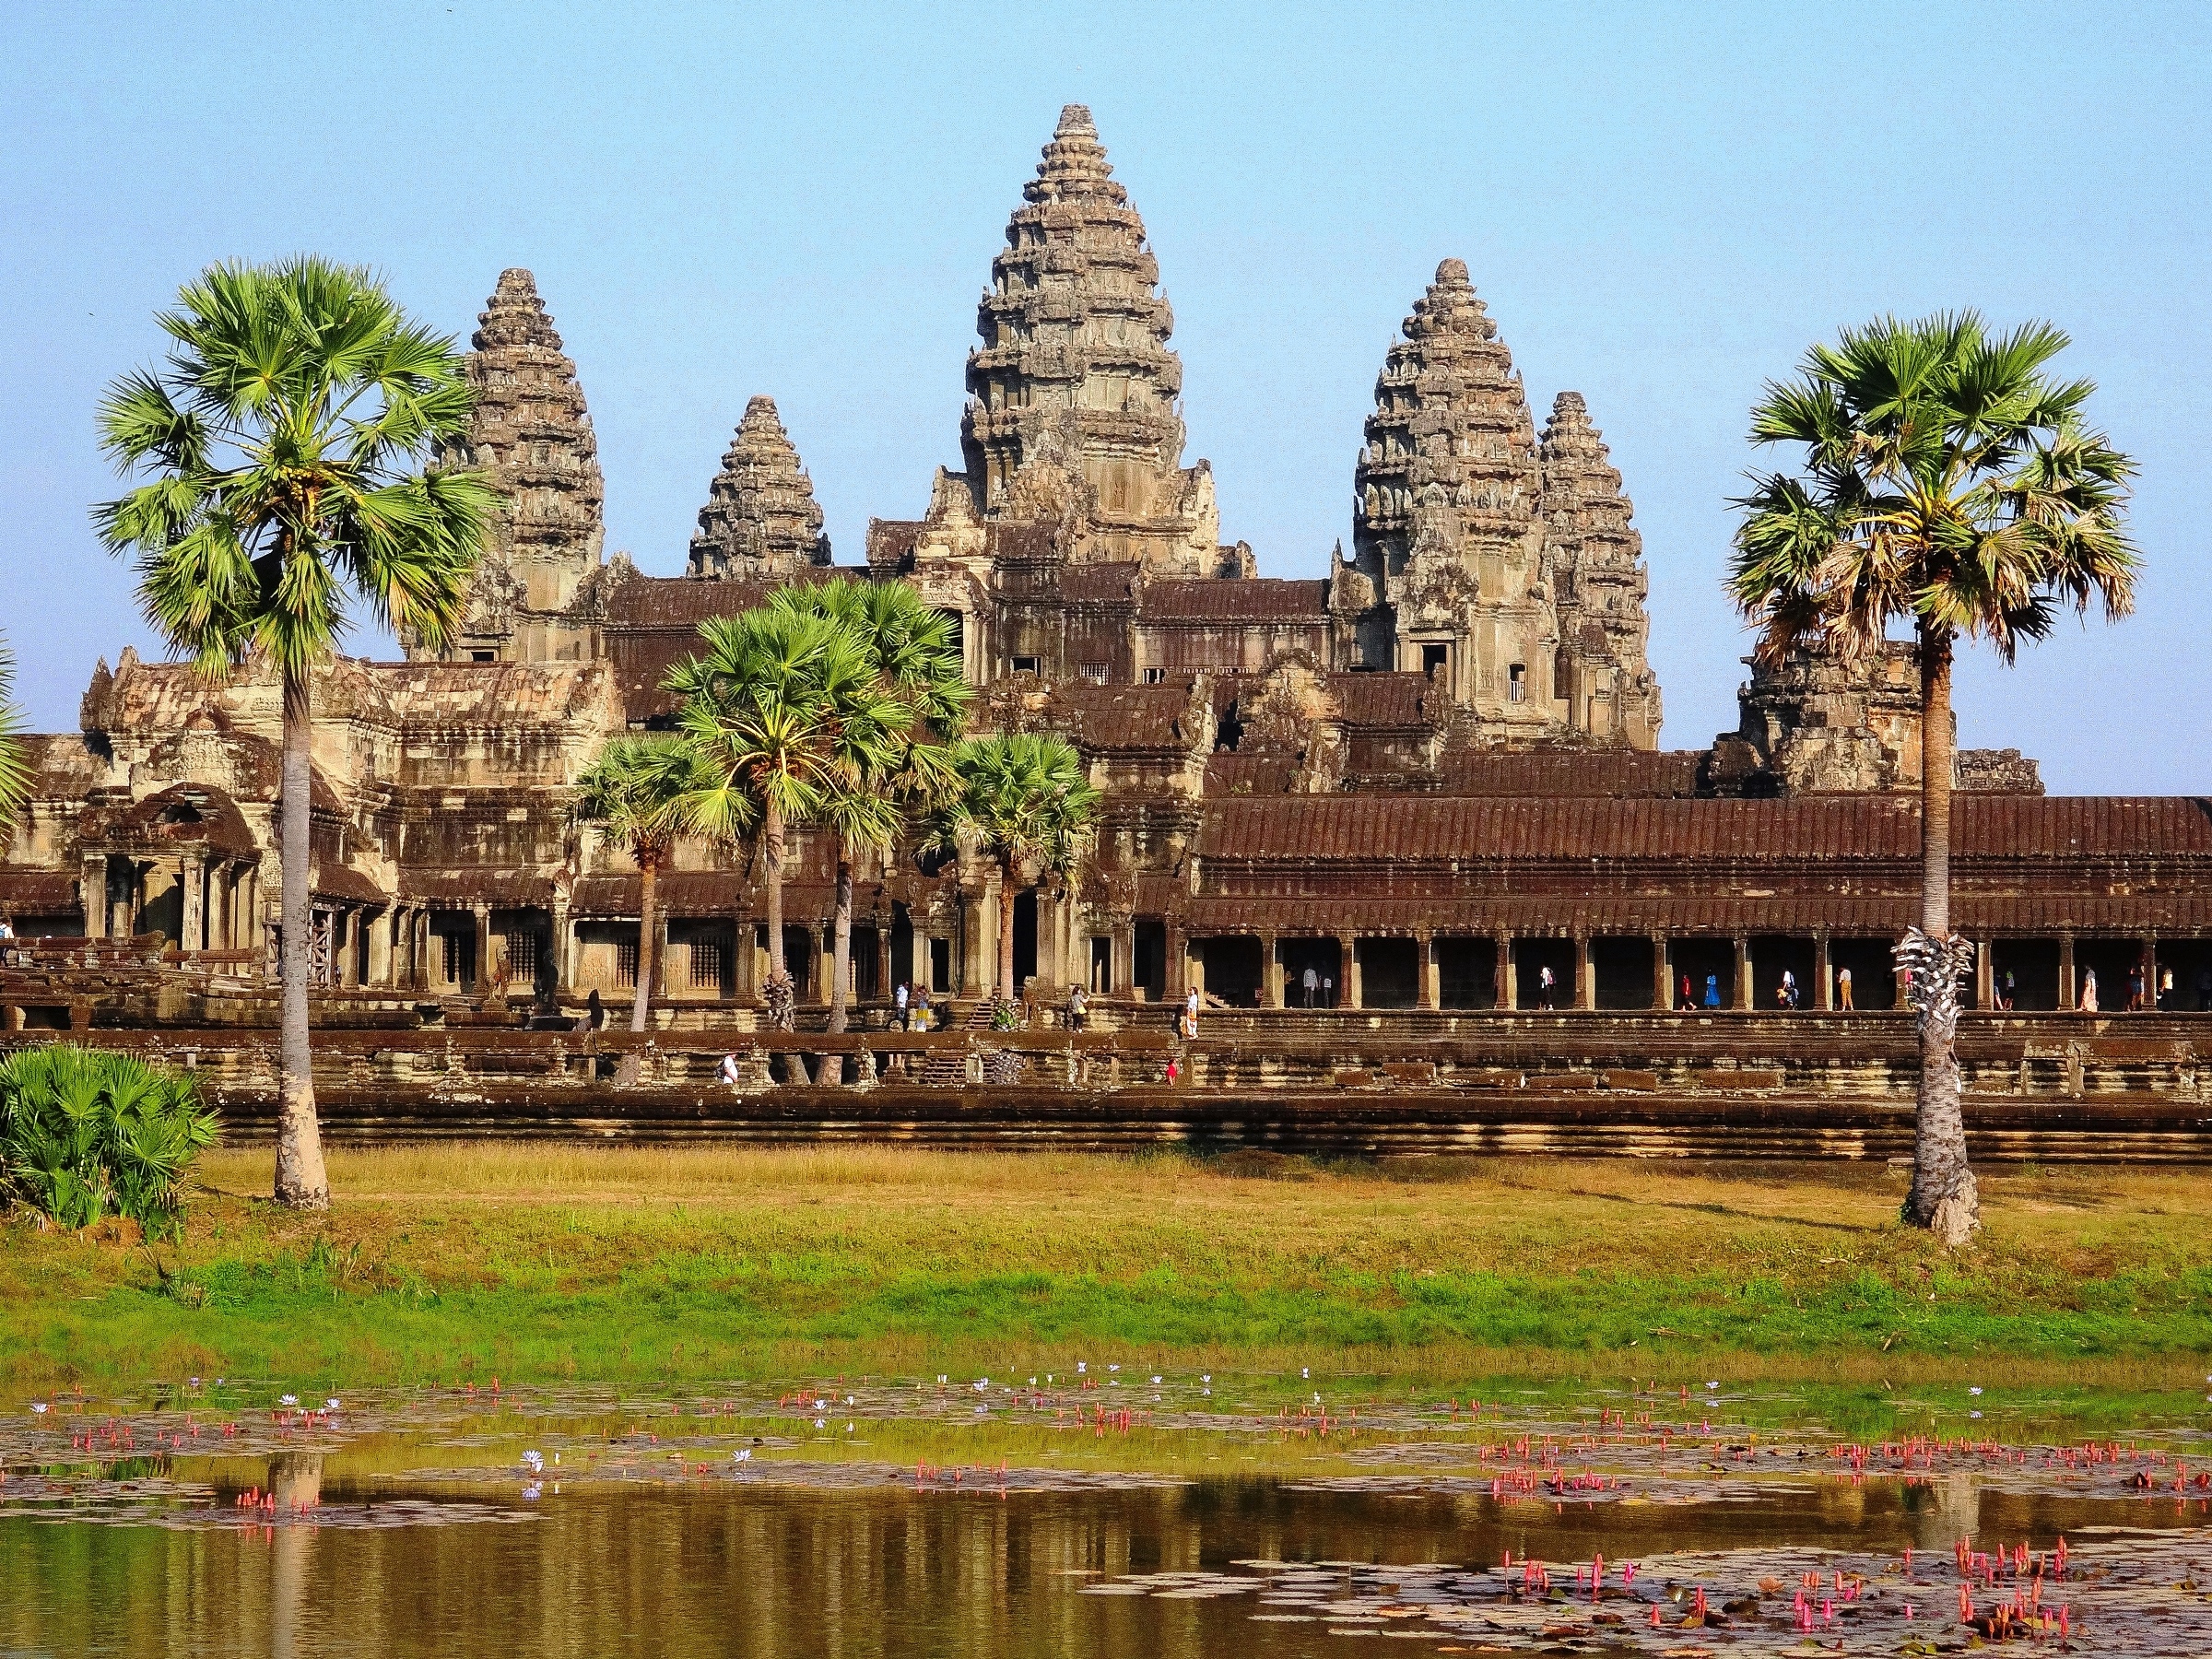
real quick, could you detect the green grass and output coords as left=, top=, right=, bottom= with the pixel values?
left=4, top=1145, right=2208, bottom=1397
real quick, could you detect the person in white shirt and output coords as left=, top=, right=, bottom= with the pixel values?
left=1301, top=964, right=1318, bottom=1007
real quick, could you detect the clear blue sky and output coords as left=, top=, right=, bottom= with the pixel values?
left=6, top=1, right=2206, bottom=792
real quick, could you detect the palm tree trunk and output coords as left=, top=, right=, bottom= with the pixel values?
left=273, top=663, right=329, bottom=1210
left=828, top=840, right=853, bottom=1035
left=998, top=865, right=1018, bottom=1006
left=630, top=853, right=658, bottom=1034
left=763, top=797, right=793, bottom=1030
left=1904, top=624, right=1977, bottom=1242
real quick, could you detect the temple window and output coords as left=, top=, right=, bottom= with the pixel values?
left=1080, top=662, right=1109, bottom=684
left=1509, top=664, right=1527, bottom=703
left=1011, top=655, right=1041, bottom=677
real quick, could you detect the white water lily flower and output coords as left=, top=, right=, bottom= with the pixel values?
left=29, top=1404, right=47, bottom=1415
left=1968, top=1386, right=1983, bottom=1396
left=279, top=1394, right=299, bottom=1407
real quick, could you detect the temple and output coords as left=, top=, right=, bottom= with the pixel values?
left=5, top=104, right=2206, bottom=1035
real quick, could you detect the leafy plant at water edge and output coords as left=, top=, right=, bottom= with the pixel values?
left=0, top=1045, right=220, bottom=1236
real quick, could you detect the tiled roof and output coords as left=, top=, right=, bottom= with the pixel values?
left=1140, top=579, right=1330, bottom=622
left=1437, top=749, right=1705, bottom=798
left=1053, top=682, right=1204, bottom=752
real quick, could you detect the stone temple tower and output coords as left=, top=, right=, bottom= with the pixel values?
left=1347, top=260, right=1555, bottom=734
left=1539, top=392, right=1663, bottom=747
left=954, top=103, right=1227, bottom=574
left=419, top=269, right=606, bottom=664
left=686, top=395, right=831, bottom=580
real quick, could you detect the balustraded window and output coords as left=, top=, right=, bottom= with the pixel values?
left=617, top=937, right=639, bottom=989
left=689, top=939, right=724, bottom=991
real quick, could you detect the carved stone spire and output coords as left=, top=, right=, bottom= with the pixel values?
left=956, top=103, right=1222, bottom=573
left=1350, top=260, right=1551, bottom=727
left=1540, top=392, right=1662, bottom=747
left=418, top=269, right=605, bottom=661
left=687, top=395, right=830, bottom=580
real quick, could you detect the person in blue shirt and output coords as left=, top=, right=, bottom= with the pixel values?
left=1703, top=973, right=1721, bottom=1008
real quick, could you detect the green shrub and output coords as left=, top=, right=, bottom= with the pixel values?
left=0, top=1045, right=219, bottom=1237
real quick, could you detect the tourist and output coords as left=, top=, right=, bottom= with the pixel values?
left=1537, top=963, right=1556, bottom=1010
left=1780, top=968, right=1798, bottom=1009
left=586, top=988, right=605, bottom=1030
left=2159, top=968, right=2174, bottom=1010
left=1068, top=982, right=1088, bottom=1030
left=2079, top=969, right=2099, bottom=1013
left=2127, top=964, right=2146, bottom=1011
left=1184, top=985, right=1200, bottom=1036
left=2002, top=970, right=2017, bottom=1012
left=1321, top=974, right=1335, bottom=1008
left=1677, top=972, right=1695, bottom=1011
left=1302, top=964, right=1318, bottom=1007
left=1703, top=973, right=1720, bottom=1009
left=0, top=916, right=14, bottom=941
left=716, top=1051, right=741, bottom=1086
left=1837, top=967, right=1854, bottom=1011
left=894, top=980, right=910, bottom=1029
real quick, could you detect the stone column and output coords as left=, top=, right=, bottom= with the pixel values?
left=1334, top=934, right=1356, bottom=1009
left=81, top=854, right=109, bottom=940
left=877, top=928, right=894, bottom=1005
left=821, top=922, right=837, bottom=1006
left=365, top=906, right=390, bottom=986
left=2141, top=935, right=2159, bottom=1010
left=2058, top=931, right=2077, bottom=1010
left=180, top=854, right=205, bottom=952
left=1814, top=932, right=1833, bottom=1011
left=472, top=902, right=491, bottom=995
left=737, top=921, right=760, bottom=1003
left=550, top=891, right=571, bottom=994
left=1417, top=931, right=1439, bottom=1011
left=961, top=891, right=990, bottom=998
left=1261, top=930, right=1283, bottom=1008
left=1574, top=934, right=1595, bottom=1011
left=1975, top=937, right=1994, bottom=1012
left=1653, top=934, right=1671, bottom=1009
left=1344, top=936, right=1364, bottom=1010
left=1497, top=931, right=1517, bottom=1010
left=1733, top=935, right=1753, bottom=1010
left=1165, top=922, right=1188, bottom=1000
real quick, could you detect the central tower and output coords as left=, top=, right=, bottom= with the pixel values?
left=958, top=104, right=1225, bottom=573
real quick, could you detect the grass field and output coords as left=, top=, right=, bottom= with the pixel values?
left=3, top=1145, right=2207, bottom=1396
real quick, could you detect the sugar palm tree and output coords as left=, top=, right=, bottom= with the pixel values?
left=92, top=257, right=492, bottom=1210
left=0, top=639, right=29, bottom=846
left=576, top=735, right=700, bottom=1032
left=1730, top=312, right=2136, bottom=1244
left=932, top=734, right=1100, bottom=1008
left=771, top=578, right=969, bottom=1030
left=665, top=607, right=905, bottom=1030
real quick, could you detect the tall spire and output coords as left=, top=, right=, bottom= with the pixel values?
left=417, top=269, right=605, bottom=661
left=956, top=104, right=1220, bottom=572
left=1540, top=391, right=1662, bottom=746
left=1354, top=259, right=1539, bottom=578
left=687, top=396, right=830, bottom=581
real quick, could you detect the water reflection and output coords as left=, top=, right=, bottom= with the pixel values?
left=4, top=1472, right=2205, bottom=1657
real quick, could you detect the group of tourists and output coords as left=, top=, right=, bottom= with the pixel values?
left=889, top=982, right=943, bottom=1031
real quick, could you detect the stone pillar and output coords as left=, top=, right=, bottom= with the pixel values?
left=180, top=854, right=206, bottom=952
left=1344, top=936, right=1364, bottom=1010
left=877, top=928, right=894, bottom=1005
left=472, top=902, right=491, bottom=995
left=1418, top=931, right=1439, bottom=1011
left=1334, top=934, right=1356, bottom=1009
left=2058, top=931, right=2077, bottom=1010
left=1975, top=937, right=1994, bottom=1012
left=1814, top=932, right=1833, bottom=1011
left=1166, top=922, right=1188, bottom=1000
left=81, top=854, right=109, bottom=940
left=1261, top=931, right=1283, bottom=1008
left=961, top=892, right=991, bottom=998
left=366, top=906, right=390, bottom=986
left=1113, top=923, right=1135, bottom=999
left=737, top=922, right=760, bottom=1003
left=1497, top=931, right=1517, bottom=1010
left=821, top=922, right=837, bottom=1005
left=1733, top=935, right=1753, bottom=1010
left=1653, top=934, right=1671, bottom=1009
left=2141, top=935, right=2159, bottom=1010
left=1574, top=934, right=1595, bottom=1011
left=551, top=891, right=572, bottom=994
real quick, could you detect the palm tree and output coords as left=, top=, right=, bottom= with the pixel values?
left=771, top=579, right=969, bottom=1031
left=575, top=735, right=700, bottom=1032
left=665, top=607, right=905, bottom=1030
left=933, top=734, right=1101, bottom=1008
left=0, top=639, right=29, bottom=846
left=92, top=257, right=492, bottom=1210
left=1729, top=312, right=2136, bottom=1244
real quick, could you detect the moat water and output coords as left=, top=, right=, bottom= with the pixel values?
left=5, top=1378, right=2210, bottom=1655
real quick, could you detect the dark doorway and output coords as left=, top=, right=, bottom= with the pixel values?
left=781, top=924, right=815, bottom=1000
left=1828, top=937, right=1895, bottom=1010
left=1751, top=935, right=1816, bottom=1011
left=1359, top=937, right=1419, bottom=1008
left=1436, top=937, right=1497, bottom=1008
left=1134, top=919, right=1166, bottom=1002
left=1512, top=937, right=1574, bottom=1009
left=1013, top=889, right=1038, bottom=989
left=1420, top=641, right=1448, bottom=677
left=1670, top=938, right=1735, bottom=1010
left=2076, top=937, right=2150, bottom=1011
left=852, top=925, right=880, bottom=1001
left=929, top=936, right=951, bottom=994
left=1592, top=936, right=1656, bottom=1008
left=1282, top=938, right=1343, bottom=1007
left=2154, top=939, right=2212, bottom=1010
left=1089, top=935, right=1113, bottom=994
left=1196, top=935, right=1263, bottom=1006
left=890, top=907, right=914, bottom=996
left=1990, top=938, right=2060, bottom=1011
